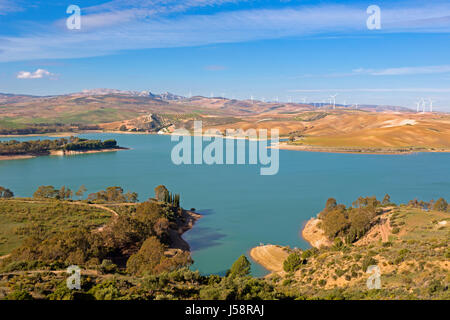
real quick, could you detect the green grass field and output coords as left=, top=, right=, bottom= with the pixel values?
left=0, top=199, right=112, bottom=255
left=390, top=207, right=449, bottom=241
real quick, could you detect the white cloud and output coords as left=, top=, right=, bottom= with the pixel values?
left=0, top=0, right=23, bottom=14
left=295, top=65, right=450, bottom=79
left=1, top=2, right=450, bottom=62
left=17, top=69, right=55, bottom=79
left=354, top=65, right=450, bottom=76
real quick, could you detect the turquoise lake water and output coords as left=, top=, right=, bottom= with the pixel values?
left=1, top=133, right=449, bottom=276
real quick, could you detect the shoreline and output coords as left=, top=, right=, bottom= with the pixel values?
left=273, top=142, right=450, bottom=155
left=249, top=244, right=289, bottom=275
left=167, top=210, right=202, bottom=253
left=0, top=154, right=36, bottom=161
left=301, top=217, right=332, bottom=249
left=2, top=130, right=450, bottom=155
left=0, top=148, right=128, bottom=161
left=250, top=217, right=330, bottom=274
left=49, top=148, right=127, bottom=156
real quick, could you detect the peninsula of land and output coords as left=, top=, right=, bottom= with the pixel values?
left=0, top=137, right=127, bottom=161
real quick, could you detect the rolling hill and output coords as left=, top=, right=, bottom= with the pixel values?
left=1, top=90, right=449, bottom=153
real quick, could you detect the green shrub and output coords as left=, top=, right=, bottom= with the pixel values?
left=228, top=255, right=251, bottom=278
left=362, top=256, right=378, bottom=272
left=88, top=280, right=121, bottom=300
left=301, top=248, right=318, bottom=259
left=283, top=253, right=303, bottom=272
left=318, top=279, right=327, bottom=287
left=100, top=259, right=118, bottom=274
left=5, top=289, right=33, bottom=300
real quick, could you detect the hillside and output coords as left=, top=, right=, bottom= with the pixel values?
left=1, top=90, right=449, bottom=153
left=250, top=197, right=450, bottom=299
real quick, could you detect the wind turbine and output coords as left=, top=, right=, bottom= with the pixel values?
left=329, top=94, right=337, bottom=109
left=420, top=97, right=426, bottom=113
left=428, top=98, right=434, bottom=112
left=415, top=99, right=421, bottom=113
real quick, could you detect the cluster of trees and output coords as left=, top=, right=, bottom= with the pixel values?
left=63, top=138, right=117, bottom=151
left=318, top=195, right=449, bottom=244
left=0, top=138, right=70, bottom=156
left=0, top=137, right=119, bottom=156
left=408, top=197, right=448, bottom=212
left=33, top=185, right=73, bottom=200
left=2, top=199, right=190, bottom=276
left=0, top=186, right=14, bottom=198
left=32, top=185, right=138, bottom=203
left=87, top=186, right=138, bottom=203
left=154, top=185, right=180, bottom=208
left=319, top=196, right=382, bottom=243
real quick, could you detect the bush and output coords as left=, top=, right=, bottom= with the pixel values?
left=100, top=259, right=118, bottom=274
left=6, top=289, right=33, bottom=300
left=126, top=237, right=166, bottom=275
left=88, top=280, right=121, bottom=300
left=428, top=280, right=444, bottom=294
left=228, top=255, right=251, bottom=278
left=362, top=256, right=378, bottom=272
left=301, top=248, right=318, bottom=259
left=433, top=198, right=448, bottom=212
left=283, top=253, right=302, bottom=272
left=318, top=279, right=327, bottom=287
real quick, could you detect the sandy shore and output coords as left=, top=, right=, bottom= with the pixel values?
left=0, top=148, right=129, bottom=161
left=249, top=244, right=289, bottom=274
left=0, top=154, right=36, bottom=161
left=301, top=218, right=332, bottom=249
left=50, top=148, right=127, bottom=156
left=0, top=148, right=127, bottom=161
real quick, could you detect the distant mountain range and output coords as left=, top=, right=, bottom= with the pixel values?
left=0, top=89, right=414, bottom=113
left=74, top=89, right=186, bottom=101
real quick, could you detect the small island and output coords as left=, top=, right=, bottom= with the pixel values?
left=0, top=137, right=127, bottom=160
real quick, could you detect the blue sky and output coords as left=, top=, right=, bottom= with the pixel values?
left=1, top=0, right=450, bottom=110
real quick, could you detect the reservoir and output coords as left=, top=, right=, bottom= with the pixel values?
left=1, top=133, right=449, bottom=276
